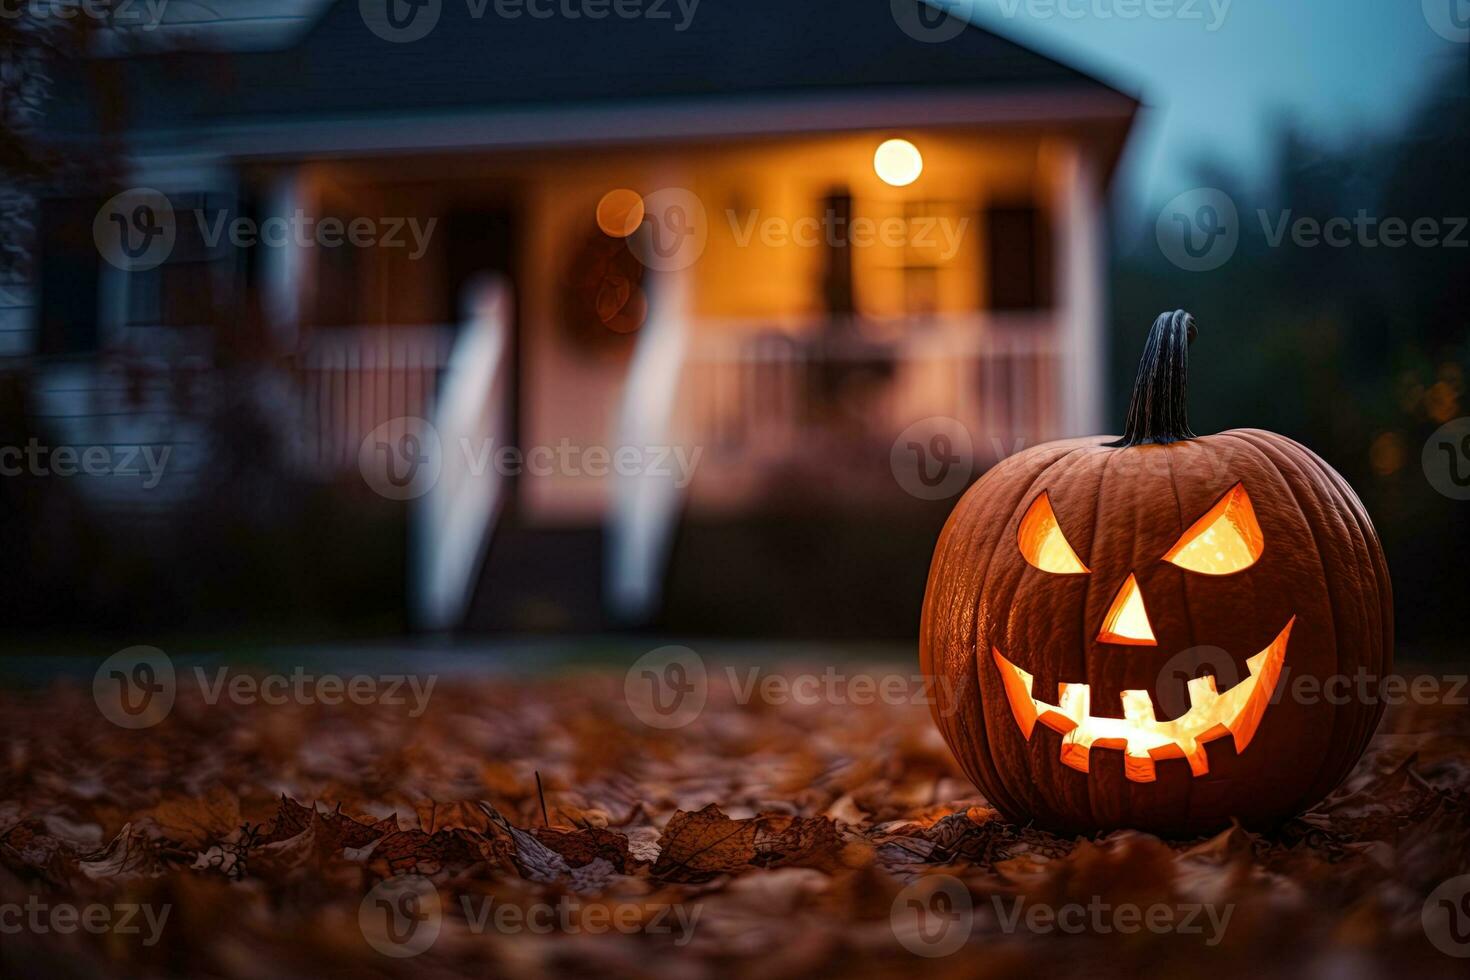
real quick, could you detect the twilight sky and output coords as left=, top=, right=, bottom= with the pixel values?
left=949, top=0, right=1462, bottom=212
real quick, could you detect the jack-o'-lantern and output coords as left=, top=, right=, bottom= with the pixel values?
left=919, top=311, right=1392, bottom=836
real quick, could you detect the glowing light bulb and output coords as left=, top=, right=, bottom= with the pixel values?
left=874, top=139, right=923, bottom=187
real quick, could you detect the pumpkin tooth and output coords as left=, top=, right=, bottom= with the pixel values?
left=1186, top=674, right=1220, bottom=709
left=1123, top=752, right=1158, bottom=782
left=1180, top=739, right=1211, bottom=777
left=1120, top=689, right=1156, bottom=725
left=991, top=648, right=1039, bottom=739
left=1057, top=683, right=1090, bottom=725
left=1059, top=734, right=1090, bottom=773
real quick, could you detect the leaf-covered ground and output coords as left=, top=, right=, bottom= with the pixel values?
left=1, top=656, right=1468, bottom=978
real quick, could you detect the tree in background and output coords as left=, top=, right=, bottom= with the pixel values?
left=1112, top=66, right=1469, bottom=648
left=0, top=3, right=126, bottom=280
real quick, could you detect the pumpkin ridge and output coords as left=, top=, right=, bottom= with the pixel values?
left=979, top=443, right=1098, bottom=821
left=1221, top=429, right=1361, bottom=817
left=1289, top=444, right=1387, bottom=771
left=925, top=441, right=1085, bottom=822
left=1231, top=429, right=1390, bottom=796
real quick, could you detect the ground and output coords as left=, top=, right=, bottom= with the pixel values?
left=0, top=645, right=1467, bottom=978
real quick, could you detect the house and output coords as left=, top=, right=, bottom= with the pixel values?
left=16, top=0, right=1137, bottom=635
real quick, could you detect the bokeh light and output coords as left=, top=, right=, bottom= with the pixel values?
left=596, top=188, right=645, bottom=238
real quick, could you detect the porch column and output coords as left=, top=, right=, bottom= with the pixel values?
left=1055, top=141, right=1107, bottom=438
left=260, top=167, right=308, bottom=351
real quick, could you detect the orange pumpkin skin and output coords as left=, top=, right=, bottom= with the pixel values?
left=919, top=313, right=1392, bottom=837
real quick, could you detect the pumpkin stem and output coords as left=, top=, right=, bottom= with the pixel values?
left=1106, top=310, right=1198, bottom=447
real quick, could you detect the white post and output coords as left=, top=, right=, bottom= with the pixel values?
left=1055, top=141, right=1107, bottom=438
left=607, top=266, right=692, bottom=623
left=261, top=168, right=308, bottom=351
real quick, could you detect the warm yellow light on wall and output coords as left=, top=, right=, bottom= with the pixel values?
left=596, top=188, right=645, bottom=238
left=873, top=138, right=923, bottom=187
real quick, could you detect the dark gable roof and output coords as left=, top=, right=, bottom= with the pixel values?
left=110, top=0, right=1130, bottom=128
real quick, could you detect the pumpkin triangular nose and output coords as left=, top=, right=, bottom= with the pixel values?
left=1098, top=573, right=1157, bottom=646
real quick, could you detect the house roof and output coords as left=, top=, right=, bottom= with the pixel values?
left=85, top=0, right=1135, bottom=134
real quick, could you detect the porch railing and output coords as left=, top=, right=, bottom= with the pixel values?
left=291, top=324, right=456, bottom=473
left=678, top=312, right=1064, bottom=473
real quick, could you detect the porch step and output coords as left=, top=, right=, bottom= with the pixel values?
left=658, top=506, right=953, bottom=639
left=26, top=363, right=210, bottom=518
left=461, top=519, right=606, bottom=633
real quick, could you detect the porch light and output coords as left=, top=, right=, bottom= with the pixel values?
left=874, top=139, right=923, bottom=187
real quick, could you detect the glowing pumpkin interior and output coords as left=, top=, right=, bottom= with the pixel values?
left=1164, top=482, right=1264, bottom=575
left=1017, top=492, right=1089, bottom=575
left=999, top=482, right=1290, bottom=782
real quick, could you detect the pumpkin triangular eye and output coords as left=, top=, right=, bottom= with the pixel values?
left=1018, top=492, right=1090, bottom=575
left=1164, top=483, right=1264, bottom=575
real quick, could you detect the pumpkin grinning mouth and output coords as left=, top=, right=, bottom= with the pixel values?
left=992, top=617, right=1294, bottom=783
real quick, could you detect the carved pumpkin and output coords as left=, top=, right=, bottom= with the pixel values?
left=919, top=311, right=1392, bottom=836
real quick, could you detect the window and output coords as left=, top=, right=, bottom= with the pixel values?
left=983, top=203, right=1053, bottom=312
left=125, top=192, right=235, bottom=328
